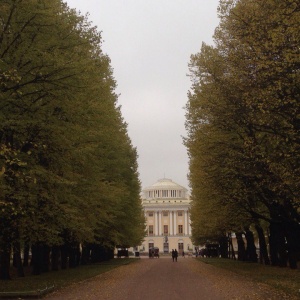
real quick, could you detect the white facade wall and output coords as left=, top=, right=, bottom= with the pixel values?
left=137, top=179, right=194, bottom=254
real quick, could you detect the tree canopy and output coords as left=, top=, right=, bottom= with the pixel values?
left=185, top=0, right=300, bottom=268
left=0, top=0, right=145, bottom=279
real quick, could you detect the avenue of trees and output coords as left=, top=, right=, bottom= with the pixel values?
left=185, top=0, right=300, bottom=268
left=0, top=0, right=145, bottom=280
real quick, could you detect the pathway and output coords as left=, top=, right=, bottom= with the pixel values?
left=45, top=257, right=294, bottom=300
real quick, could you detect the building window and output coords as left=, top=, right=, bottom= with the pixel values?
left=164, top=225, right=168, bottom=234
left=178, top=225, right=183, bottom=234
left=148, top=225, right=153, bottom=236
left=148, top=212, right=153, bottom=217
left=178, top=242, right=184, bottom=254
left=163, top=211, right=168, bottom=217
left=178, top=211, right=183, bottom=216
left=163, top=242, right=169, bottom=253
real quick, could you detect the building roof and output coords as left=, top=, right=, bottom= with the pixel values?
left=143, top=178, right=187, bottom=191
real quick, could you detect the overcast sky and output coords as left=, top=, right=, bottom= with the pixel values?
left=65, top=0, right=220, bottom=190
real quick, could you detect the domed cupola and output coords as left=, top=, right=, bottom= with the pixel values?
left=143, top=178, right=188, bottom=199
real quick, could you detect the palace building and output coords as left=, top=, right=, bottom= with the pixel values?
left=138, top=178, right=194, bottom=254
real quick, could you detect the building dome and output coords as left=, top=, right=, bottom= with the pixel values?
left=143, top=178, right=188, bottom=200
left=147, top=178, right=185, bottom=189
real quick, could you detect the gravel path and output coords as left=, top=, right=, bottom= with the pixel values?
left=45, top=257, right=296, bottom=300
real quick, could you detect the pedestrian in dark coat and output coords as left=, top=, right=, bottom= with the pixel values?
left=171, top=249, right=175, bottom=262
left=174, top=249, right=178, bottom=262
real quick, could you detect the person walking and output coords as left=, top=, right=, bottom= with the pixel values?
left=171, top=249, right=175, bottom=262
left=182, top=250, right=185, bottom=258
left=174, top=249, right=178, bottom=262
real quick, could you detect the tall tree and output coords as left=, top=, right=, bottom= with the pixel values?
left=185, top=0, right=300, bottom=268
left=0, top=0, right=145, bottom=278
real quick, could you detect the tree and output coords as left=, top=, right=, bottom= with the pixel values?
left=0, top=0, right=144, bottom=278
left=185, top=0, right=300, bottom=268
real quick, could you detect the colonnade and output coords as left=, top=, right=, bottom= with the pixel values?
left=146, top=189, right=184, bottom=198
left=149, top=210, right=191, bottom=236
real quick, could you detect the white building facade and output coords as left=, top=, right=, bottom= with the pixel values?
left=139, top=178, right=194, bottom=254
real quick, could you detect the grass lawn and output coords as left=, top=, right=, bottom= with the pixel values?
left=198, top=258, right=300, bottom=298
left=0, top=258, right=137, bottom=297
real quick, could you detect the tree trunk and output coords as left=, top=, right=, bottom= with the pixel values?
left=13, top=242, right=24, bottom=277
left=13, top=251, right=17, bottom=268
left=81, top=244, right=90, bottom=265
left=255, top=224, right=270, bottom=265
left=31, top=244, right=43, bottom=275
left=269, top=222, right=279, bottom=266
left=41, top=245, right=50, bottom=272
left=51, top=246, right=60, bottom=271
left=278, top=233, right=288, bottom=268
left=218, top=235, right=228, bottom=258
left=269, top=222, right=288, bottom=267
left=285, top=222, right=300, bottom=269
left=244, top=227, right=257, bottom=262
left=90, top=244, right=99, bottom=263
left=69, top=244, right=77, bottom=268
left=236, top=232, right=246, bottom=261
left=23, top=243, right=30, bottom=267
left=228, top=233, right=236, bottom=260
left=76, top=244, right=81, bottom=266
left=0, top=245, right=11, bottom=280
left=60, top=244, right=68, bottom=269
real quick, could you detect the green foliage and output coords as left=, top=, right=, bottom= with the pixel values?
left=0, top=0, right=144, bottom=257
left=185, top=0, right=300, bottom=244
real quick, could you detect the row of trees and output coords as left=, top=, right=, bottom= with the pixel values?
left=0, top=0, right=145, bottom=279
left=185, top=0, right=300, bottom=268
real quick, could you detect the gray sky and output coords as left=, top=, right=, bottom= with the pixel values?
left=65, top=0, right=220, bottom=190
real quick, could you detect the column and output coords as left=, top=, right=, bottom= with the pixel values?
left=158, top=211, right=162, bottom=235
left=187, top=211, right=189, bottom=235
left=170, top=211, right=173, bottom=235
left=184, top=210, right=188, bottom=235
left=174, top=211, right=177, bottom=235
left=189, top=211, right=192, bottom=236
left=154, top=211, right=158, bottom=236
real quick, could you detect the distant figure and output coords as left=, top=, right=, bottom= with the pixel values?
left=174, top=249, right=178, bottom=262
left=171, top=249, right=175, bottom=262
left=182, top=250, right=185, bottom=258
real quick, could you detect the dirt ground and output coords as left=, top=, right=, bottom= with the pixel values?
left=45, top=257, right=296, bottom=300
